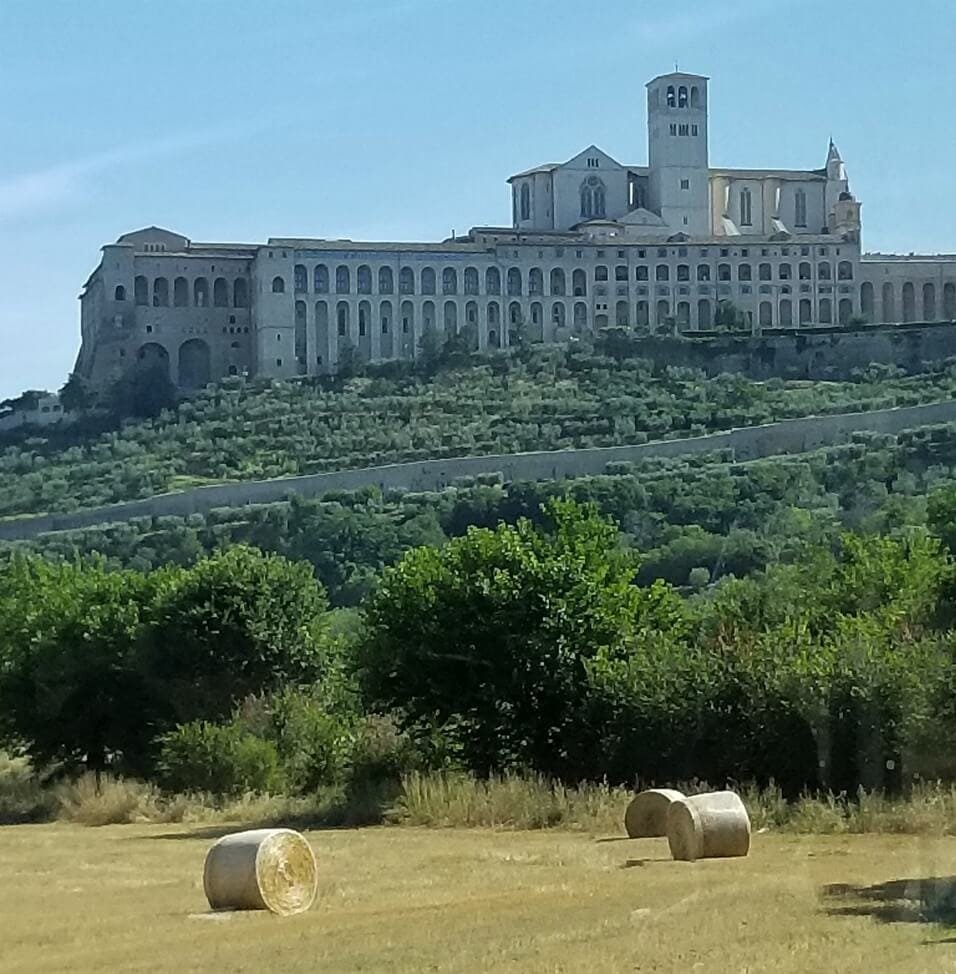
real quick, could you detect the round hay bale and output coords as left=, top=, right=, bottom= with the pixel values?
left=666, top=791, right=751, bottom=862
left=203, top=828, right=317, bottom=915
left=624, top=788, right=685, bottom=838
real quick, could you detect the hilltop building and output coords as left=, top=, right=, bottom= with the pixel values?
left=75, top=72, right=956, bottom=390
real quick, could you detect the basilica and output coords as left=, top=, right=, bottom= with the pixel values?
left=75, top=71, right=956, bottom=390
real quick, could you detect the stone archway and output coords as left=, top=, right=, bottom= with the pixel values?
left=178, top=338, right=211, bottom=389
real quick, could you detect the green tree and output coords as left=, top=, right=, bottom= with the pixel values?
left=359, top=499, right=667, bottom=777
left=145, top=546, right=331, bottom=724
left=0, top=556, right=170, bottom=776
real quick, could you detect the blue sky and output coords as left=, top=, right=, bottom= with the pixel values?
left=1, top=0, right=954, bottom=399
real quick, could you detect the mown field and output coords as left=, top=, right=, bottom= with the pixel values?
left=2, top=824, right=956, bottom=973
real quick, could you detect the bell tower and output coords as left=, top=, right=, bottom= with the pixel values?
left=647, top=72, right=710, bottom=236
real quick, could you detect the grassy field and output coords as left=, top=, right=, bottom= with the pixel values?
left=2, top=824, right=956, bottom=973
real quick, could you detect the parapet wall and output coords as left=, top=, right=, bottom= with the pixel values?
left=3, top=398, right=956, bottom=542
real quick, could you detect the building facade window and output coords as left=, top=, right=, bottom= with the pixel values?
left=740, top=187, right=753, bottom=227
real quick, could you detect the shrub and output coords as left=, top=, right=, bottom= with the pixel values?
left=158, top=720, right=285, bottom=796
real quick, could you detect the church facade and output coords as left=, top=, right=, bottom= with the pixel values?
left=75, top=72, right=956, bottom=390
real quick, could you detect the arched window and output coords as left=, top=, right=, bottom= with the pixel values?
left=759, top=301, right=773, bottom=327
left=945, top=282, right=956, bottom=319
left=294, top=301, right=307, bottom=373
left=294, top=264, right=308, bottom=292
left=421, top=267, right=436, bottom=294
left=924, top=282, right=936, bottom=320
left=550, top=268, right=566, bottom=295
left=520, top=183, right=531, bottom=221
left=697, top=298, right=712, bottom=329
left=677, top=264, right=690, bottom=282
left=379, top=267, right=393, bottom=294
left=902, top=282, right=915, bottom=322
left=690, top=86, right=701, bottom=108
left=779, top=299, right=793, bottom=327
left=509, top=301, right=522, bottom=325
left=818, top=262, right=832, bottom=281
left=860, top=282, right=875, bottom=320
left=172, top=277, right=188, bottom=307
left=666, top=85, right=676, bottom=108
left=358, top=301, right=370, bottom=338
left=314, top=264, right=329, bottom=293
left=134, top=275, right=148, bottom=306
left=464, top=267, right=479, bottom=295
left=336, top=265, right=351, bottom=293
left=442, top=267, right=458, bottom=295
left=838, top=261, right=853, bottom=281
left=799, top=262, right=812, bottom=281
left=697, top=264, right=711, bottom=282
left=336, top=302, right=349, bottom=337
left=758, top=263, right=771, bottom=282
left=657, top=300, right=671, bottom=327
left=740, top=188, right=753, bottom=227
left=573, top=301, right=588, bottom=331
left=678, top=85, right=688, bottom=108
left=422, top=300, right=436, bottom=332
left=271, top=276, right=285, bottom=294
left=882, top=282, right=896, bottom=322
left=779, top=264, right=792, bottom=281
left=677, top=301, right=690, bottom=328
left=552, top=302, right=566, bottom=328
left=572, top=269, right=587, bottom=297
left=213, top=277, right=228, bottom=307
left=399, top=267, right=414, bottom=294
left=839, top=298, right=853, bottom=325
left=718, top=263, right=731, bottom=282
left=580, top=176, right=605, bottom=219
left=357, top=265, right=372, bottom=294
left=485, top=267, right=501, bottom=295
left=799, top=298, right=812, bottom=325
left=507, top=267, right=522, bottom=296
left=655, top=265, right=669, bottom=282
left=233, top=278, right=248, bottom=308
left=153, top=277, right=169, bottom=307
left=819, top=297, right=833, bottom=324
left=528, top=267, right=543, bottom=295
left=616, top=300, right=630, bottom=326
left=795, top=189, right=807, bottom=228
left=194, top=277, right=209, bottom=307
left=114, top=284, right=126, bottom=301
left=738, top=264, right=752, bottom=282
left=315, top=301, right=329, bottom=363
left=595, top=265, right=609, bottom=282
left=488, top=301, right=500, bottom=326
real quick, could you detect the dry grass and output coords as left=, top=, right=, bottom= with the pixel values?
left=2, top=822, right=956, bottom=972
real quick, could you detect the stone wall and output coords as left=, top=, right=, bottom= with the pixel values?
left=4, top=398, right=956, bottom=542
left=636, top=322, right=956, bottom=379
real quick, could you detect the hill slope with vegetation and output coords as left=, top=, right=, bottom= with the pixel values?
left=4, top=346, right=956, bottom=519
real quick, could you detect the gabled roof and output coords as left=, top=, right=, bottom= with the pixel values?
left=508, top=145, right=624, bottom=182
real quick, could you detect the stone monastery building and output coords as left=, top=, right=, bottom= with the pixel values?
left=76, top=71, right=956, bottom=390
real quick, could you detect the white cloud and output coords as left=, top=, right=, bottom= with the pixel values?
left=0, top=126, right=248, bottom=220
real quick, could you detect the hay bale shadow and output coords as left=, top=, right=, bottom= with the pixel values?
left=822, top=877, right=956, bottom=926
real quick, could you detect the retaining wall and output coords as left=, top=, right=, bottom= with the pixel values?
left=3, top=398, right=956, bottom=542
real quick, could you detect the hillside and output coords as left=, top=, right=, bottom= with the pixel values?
left=3, top=347, right=956, bottom=520
left=7, top=422, right=956, bottom=606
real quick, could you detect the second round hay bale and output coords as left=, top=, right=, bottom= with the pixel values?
left=624, top=788, right=685, bottom=838
left=666, top=791, right=751, bottom=862
left=203, top=828, right=318, bottom=915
